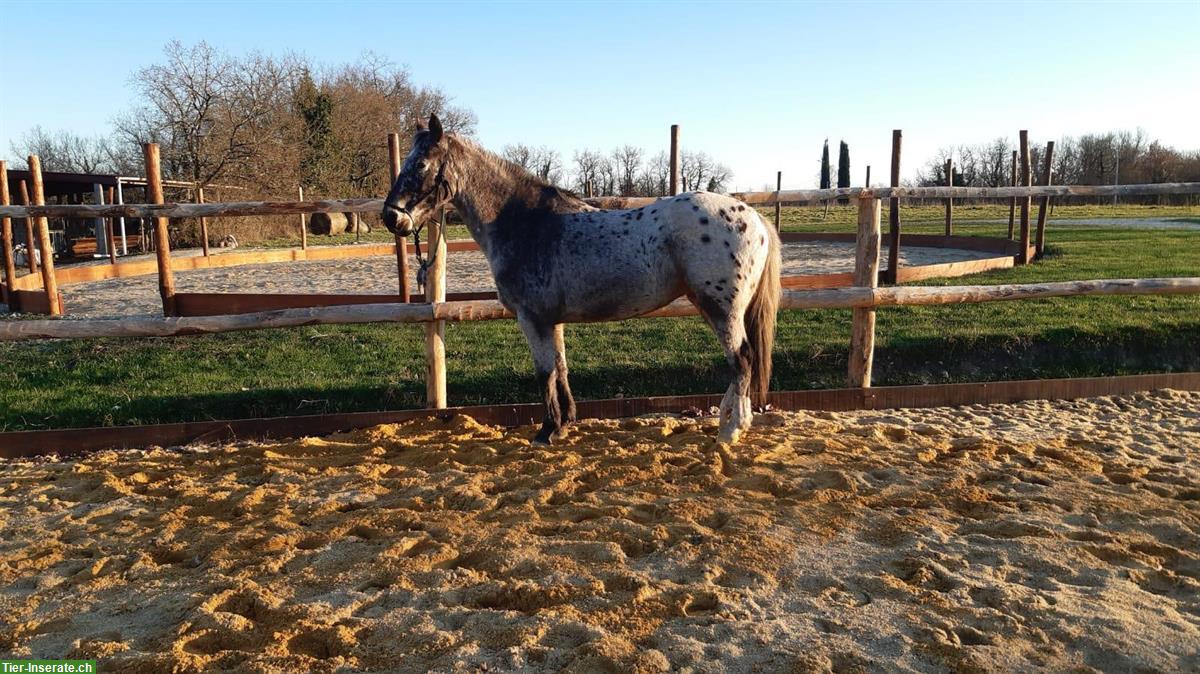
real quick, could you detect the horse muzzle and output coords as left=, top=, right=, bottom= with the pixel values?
left=382, top=204, right=415, bottom=236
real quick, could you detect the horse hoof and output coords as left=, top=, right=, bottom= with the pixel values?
left=710, top=440, right=738, bottom=477
left=717, top=427, right=741, bottom=445
left=551, top=426, right=571, bottom=441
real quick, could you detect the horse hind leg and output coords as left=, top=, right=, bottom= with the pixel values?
left=553, top=324, right=577, bottom=439
left=517, top=316, right=564, bottom=445
left=694, top=295, right=753, bottom=445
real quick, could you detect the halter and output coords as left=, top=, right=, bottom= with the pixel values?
left=383, top=160, right=450, bottom=294
left=384, top=159, right=449, bottom=222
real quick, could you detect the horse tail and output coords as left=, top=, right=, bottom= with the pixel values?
left=745, top=222, right=781, bottom=405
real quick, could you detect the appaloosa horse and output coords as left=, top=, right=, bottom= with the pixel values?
left=383, top=114, right=781, bottom=446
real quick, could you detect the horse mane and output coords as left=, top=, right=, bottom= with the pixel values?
left=447, top=134, right=592, bottom=214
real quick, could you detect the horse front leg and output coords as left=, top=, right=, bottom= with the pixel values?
left=518, top=316, right=563, bottom=445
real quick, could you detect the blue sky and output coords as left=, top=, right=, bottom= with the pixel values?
left=2, top=0, right=1197, bottom=191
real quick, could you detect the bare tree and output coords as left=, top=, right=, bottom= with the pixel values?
left=503, top=144, right=564, bottom=184
left=8, top=127, right=122, bottom=174
left=611, top=145, right=643, bottom=196
left=636, top=151, right=670, bottom=197
left=572, top=149, right=605, bottom=195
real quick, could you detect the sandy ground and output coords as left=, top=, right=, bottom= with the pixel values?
left=1, top=390, right=1197, bottom=672
left=24, top=241, right=996, bottom=319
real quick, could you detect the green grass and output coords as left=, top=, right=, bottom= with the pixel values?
left=1, top=219, right=1198, bottom=431
left=761, top=202, right=1197, bottom=231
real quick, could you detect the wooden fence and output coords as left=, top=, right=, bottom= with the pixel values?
left=2, top=142, right=1199, bottom=411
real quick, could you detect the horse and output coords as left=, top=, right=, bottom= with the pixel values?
left=382, top=114, right=781, bottom=446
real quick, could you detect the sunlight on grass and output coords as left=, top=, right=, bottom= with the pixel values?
left=1, top=221, right=1197, bottom=430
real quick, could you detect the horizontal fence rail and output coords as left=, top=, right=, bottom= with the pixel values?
left=2, top=277, right=1196, bottom=342
left=2, top=183, right=1198, bottom=219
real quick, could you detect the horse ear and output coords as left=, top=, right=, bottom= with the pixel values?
left=428, top=114, right=443, bottom=144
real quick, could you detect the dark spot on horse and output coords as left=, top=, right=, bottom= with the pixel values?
left=636, top=212, right=643, bottom=220
left=730, top=253, right=738, bottom=262
left=705, top=280, right=711, bottom=286
left=700, top=217, right=709, bottom=225
left=623, top=229, right=629, bottom=236
left=723, top=241, right=730, bottom=247
left=718, top=209, right=726, bottom=218
left=715, top=285, right=724, bottom=292
left=701, top=235, right=711, bottom=243
left=738, top=221, right=747, bottom=233
left=737, top=205, right=746, bottom=211
left=650, top=209, right=657, bottom=214
left=692, top=205, right=699, bottom=211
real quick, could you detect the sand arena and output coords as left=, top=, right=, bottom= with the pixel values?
left=47, top=240, right=999, bottom=318
left=0, top=390, right=1197, bottom=672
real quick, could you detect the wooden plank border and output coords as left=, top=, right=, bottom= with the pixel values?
left=2, top=372, right=1196, bottom=459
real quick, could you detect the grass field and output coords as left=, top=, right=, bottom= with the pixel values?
left=2, top=208, right=1198, bottom=431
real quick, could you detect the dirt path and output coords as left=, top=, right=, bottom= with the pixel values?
left=0, top=390, right=1196, bottom=672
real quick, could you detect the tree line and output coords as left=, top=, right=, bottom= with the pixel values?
left=7, top=41, right=735, bottom=206
left=915, top=130, right=1200, bottom=202
left=8, top=42, right=477, bottom=203
left=501, top=144, right=732, bottom=197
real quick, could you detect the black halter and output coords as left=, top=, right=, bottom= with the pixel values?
left=384, top=159, right=449, bottom=226
left=383, top=160, right=450, bottom=293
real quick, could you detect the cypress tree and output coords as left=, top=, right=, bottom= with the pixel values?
left=295, top=69, right=334, bottom=192
left=819, top=139, right=831, bottom=189
left=837, top=140, right=850, bottom=204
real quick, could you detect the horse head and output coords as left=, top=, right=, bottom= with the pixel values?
left=382, top=113, right=452, bottom=236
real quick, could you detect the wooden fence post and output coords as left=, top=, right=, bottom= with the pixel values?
left=848, top=196, right=882, bottom=388
left=0, top=162, right=15, bottom=309
left=1035, top=141, right=1056, bottom=259
left=669, top=124, right=681, bottom=196
left=116, top=180, right=128, bottom=255
left=885, top=130, right=902, bottom=284
left=298, top=185, right=308, bottom=250
left=105, top=186, right=117, bottom=265
left=27, top=156, right=62, bottom=316
left=92, top=183, right=108, bottom=260
left=143, top=143, right=176, bottom=316
left=196, top=186, right=210, bottom=257
left=425, top=208, right=448, bottom=409
left=19, top=181, right=36, bottom=274
left=387, top=133, right=411, bottom=302
left=773, top=171, right=782, bottom=231
left=945, top=157, right=954, bottom=236
left=1018, top=130, right=1032, bottom=265
left=1008, top=150, right=1018, bottom=239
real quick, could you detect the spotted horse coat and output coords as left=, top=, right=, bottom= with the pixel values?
left=383, top=115, right=781, bottom=446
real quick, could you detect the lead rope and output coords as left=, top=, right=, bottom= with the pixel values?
left=413, top=206, right=446, bottom=294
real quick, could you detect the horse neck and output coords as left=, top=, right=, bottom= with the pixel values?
left=447, top=139, right=529, bottom=237
left=445, top=137, right=590, bottom=247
